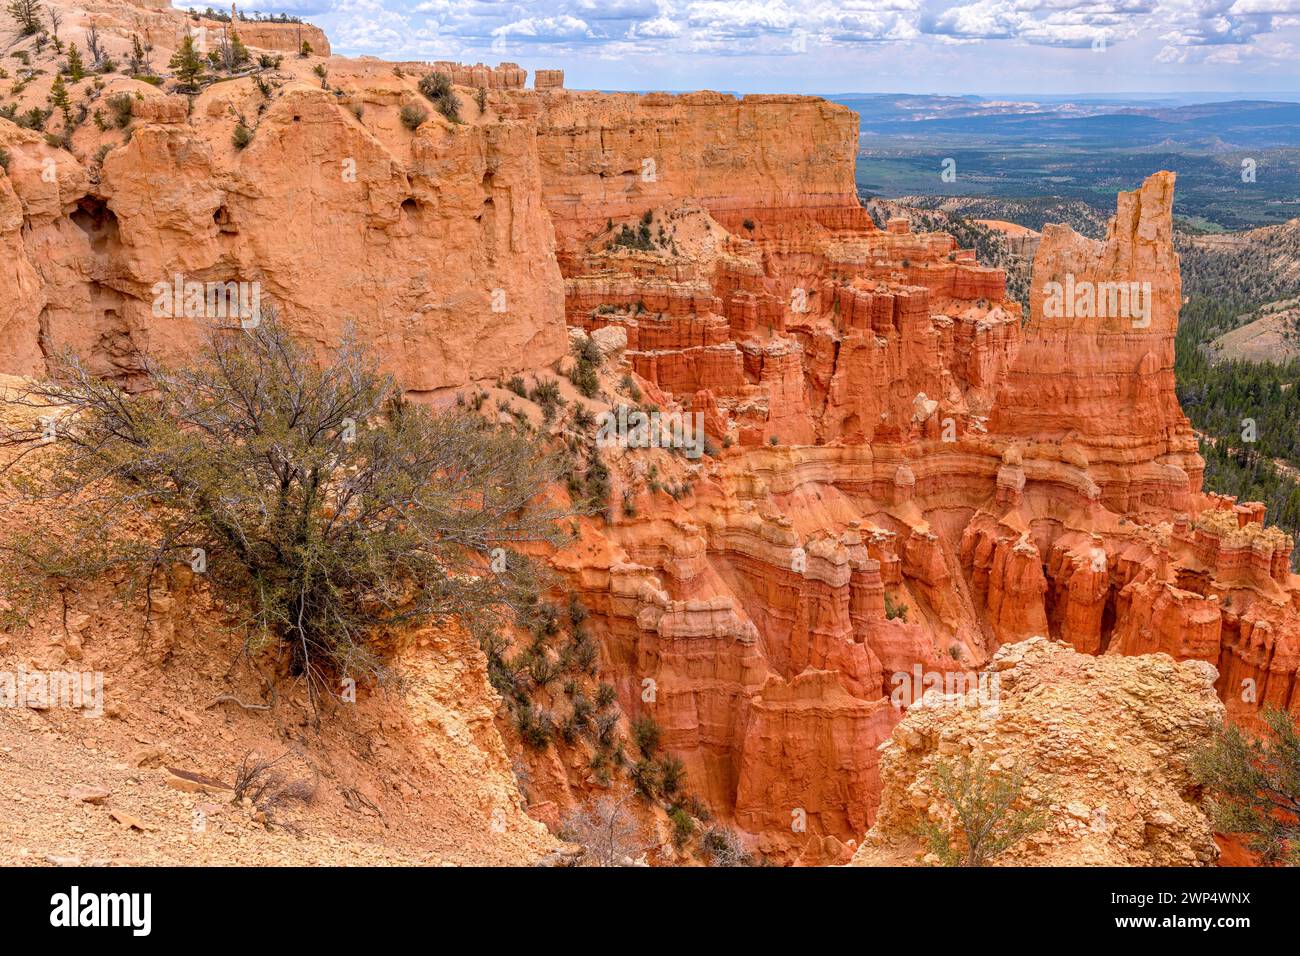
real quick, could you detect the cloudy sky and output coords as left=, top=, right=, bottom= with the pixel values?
left=209, top=0, right=1300, bottom=94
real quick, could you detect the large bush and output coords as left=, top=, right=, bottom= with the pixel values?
left=0, top=316, right=569, bottom=702
left=417, top=71, right=459, bottom=122
left=1194, top=707, right=1300, bottom=865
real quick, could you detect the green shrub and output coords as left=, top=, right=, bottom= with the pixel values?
left=526, top=651, right=559, bottom=688
left=564, top=633, right=598, bottom=675
left=106, top=92, right=133, bottom=128
left=418, top=71, right=459, bottom=122
left=399, top=103, right=427, bottom=130
left=1193, top=707, right=1300, bottom=864
left=631, top=759, right=660, bottom=799
left=517, top=706, right=554, bottom=750
left=612, top=223, right=653, bottom=252
left=529, top=378, right=564, bottom=415
left=569, top=336, right=602, bottom=398
left=595, top=683, right=617, bottom=710
left=669, top=806, right=695, bottom=847
left=15, top=106, right=49, bottom=131
left=530, top=601, right=561, bottom=638
left=480, top=635, right=512, bottom=693
left=231, top=121, right=253, bottom=149
left=917, top=755, right=1046, bottom=867
left=682, top=795, right=711, bottom=822
left=0, top=315, right=569, bottom=704
left=584, top=452, right=610, bottom=509
left=633, top=715, right=660, bottom=757
left=567, top=593, right=587, bottom=626
left=659, top=756, right=685, bottom=799
left=884, top=591, right=908, bottom=621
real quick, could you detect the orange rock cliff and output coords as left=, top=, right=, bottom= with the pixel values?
left=2, top=0, right=1297, bottom=864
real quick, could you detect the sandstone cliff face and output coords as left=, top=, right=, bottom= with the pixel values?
left=4, top=0, right=1299, bottom=865
left=851, top=637, right=1223, bottom=866
left=522, top=91, right=865, bottom=258
left=52, top=0, right=330, bottom=61
left=1, top=8, right=562, bottom=391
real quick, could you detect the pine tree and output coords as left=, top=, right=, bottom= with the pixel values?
left=129, top=33, right=150, bottom=74
left=230, top=30, right=250, bottom=68
left=49, top=73, right=71, bottom=127
left=5, top=0, right=42, bottom=36
left=64, top=43, right=85, bottom=82
left=168, top=32, right=206, bottom=93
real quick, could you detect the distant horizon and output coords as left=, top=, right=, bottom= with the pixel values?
left=598, top=90, right=1300, bottom=102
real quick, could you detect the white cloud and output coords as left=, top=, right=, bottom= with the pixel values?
left=491, top=14, right=598, bottom=41
left=332, top=0, right=411, bottom=51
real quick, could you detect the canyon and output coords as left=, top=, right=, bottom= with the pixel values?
left=2, top=0, right=1297, bottom=865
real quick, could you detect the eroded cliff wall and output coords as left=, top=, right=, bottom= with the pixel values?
left=0, top=70, right=565, bottom=392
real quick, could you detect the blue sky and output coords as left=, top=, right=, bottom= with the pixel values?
left=198, top=0, right=1300, bottom=94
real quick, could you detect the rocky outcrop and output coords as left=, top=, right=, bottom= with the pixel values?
left=851, top=638, right=1224, bottom=866
left=0, top=51, right=565, bottom=391
left=69, top=2, right=330, bottom=59
left=534, top=70, right=565, bottom=91
left=429, top=62, right=526, bottom=90
left=212, top=19, right=331, bottom=57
